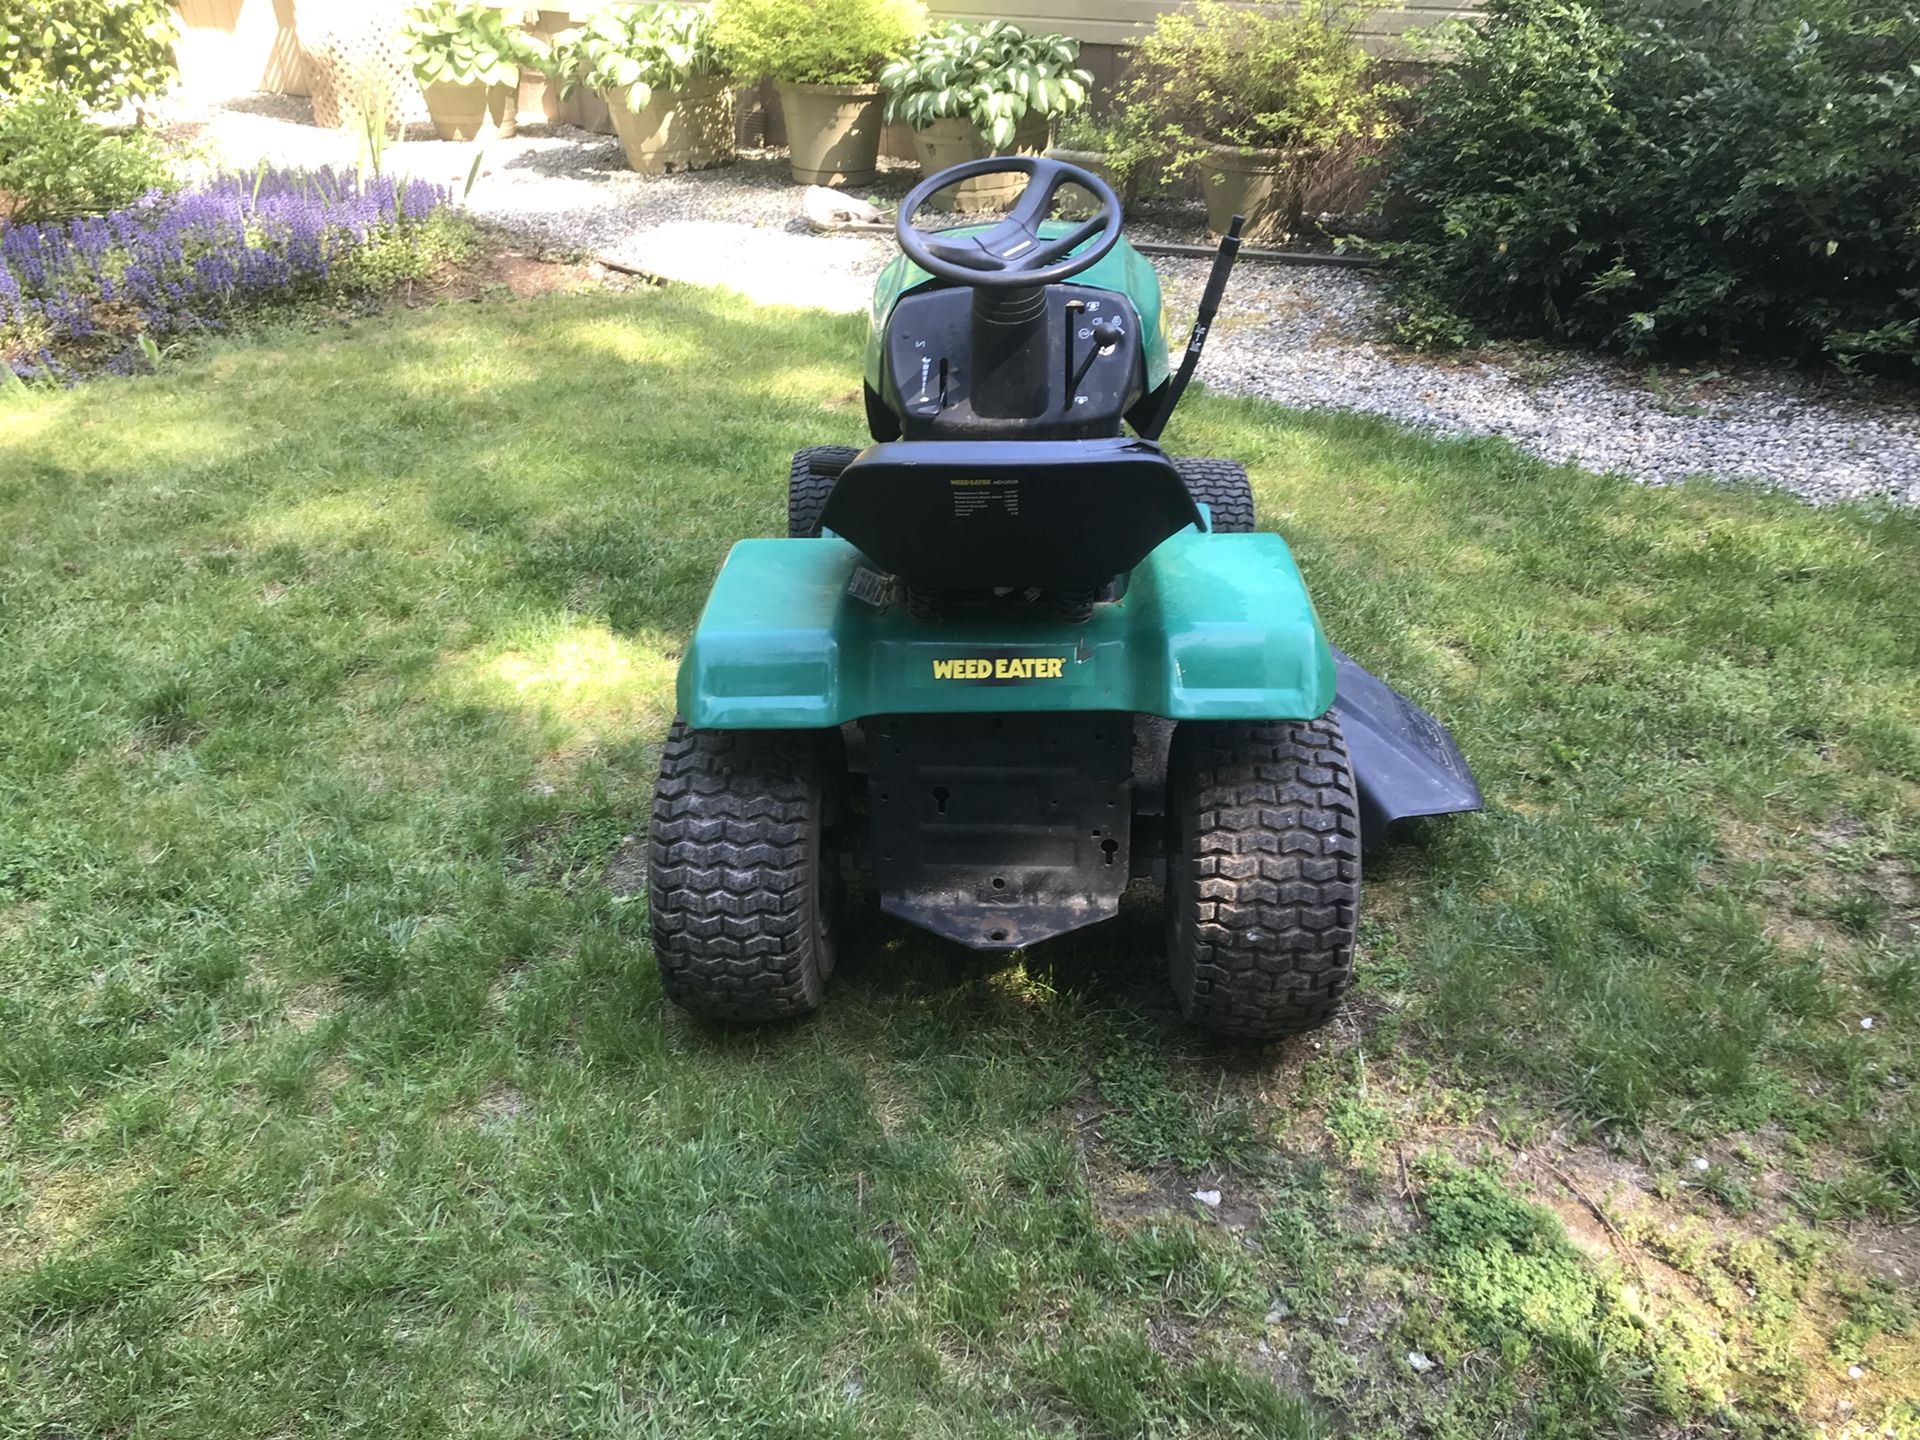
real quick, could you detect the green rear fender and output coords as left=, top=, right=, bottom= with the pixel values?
left=676, top=527, right=1336, bottom=728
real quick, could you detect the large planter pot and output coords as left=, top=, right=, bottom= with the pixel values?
left=606, top=77, right=736, bottom=174
left=777, top=81, right=884, bottom=187
left=1045, top=145, right=1133, bottom=216
left=1202, top=143, right=1305, bottom=242
left=422, top=79, right=518, bottom=141
left=908, top=113, right=1050, bottom=210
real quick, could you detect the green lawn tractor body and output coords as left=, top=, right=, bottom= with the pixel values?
left=649, top=157, right=1480, bottom=1038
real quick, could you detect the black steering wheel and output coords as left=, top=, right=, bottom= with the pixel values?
left=896, top=155, right=1123, bottom=288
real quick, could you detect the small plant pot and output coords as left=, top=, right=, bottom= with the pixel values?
left=777, top=81, right=884, bottom=187
left=605, top=78, right=737, bottom=174
left=1046, top=145, right=1133, bottom=216
left=909, top=114, right=1050, bottom=210
left=422, top=79, right=518, bottom=142
left=1202, top=143, right=1304, bottom=243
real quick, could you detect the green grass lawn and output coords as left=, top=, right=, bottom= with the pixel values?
left=2, top=283, right=1917, bottom=1439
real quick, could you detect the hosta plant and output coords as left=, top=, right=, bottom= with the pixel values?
left=882, top=20, right=1089, bottom=146
left=562, top=2, right=730, bottom=111
left=399, top=0, right=541, bottom=89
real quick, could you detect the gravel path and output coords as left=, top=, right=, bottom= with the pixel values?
left=169, top=94, right=1920, bottom=507
left=1185, top=269, right=1920, bottom=507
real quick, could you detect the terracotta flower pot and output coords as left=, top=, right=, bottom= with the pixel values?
left=606, top=77, right=736, bottom=174
left=777, top=81, right=884, bottom=186
left=908, top=113, right=1051, bottom=210
left=422, top=79, right=518, bottom=141
left=1202, top=143, right=1305, bottom=242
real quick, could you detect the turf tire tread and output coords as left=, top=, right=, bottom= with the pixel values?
left=1166, top=717, right=1361, bottom=1039
left=787, top=446, right=859, bottom=538
left=648, top=719, right=838, bottom=1021
left=1173, top=457, right=1256, bottom=533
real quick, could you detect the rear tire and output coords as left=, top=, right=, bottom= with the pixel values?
left=1165, top=716, right=1361, bottom=1039
left=648, top=719, right=844, bottom=1022
left=1174, top=458, right=1255, bottom=533
left=787, top=446, right=859, bottom=538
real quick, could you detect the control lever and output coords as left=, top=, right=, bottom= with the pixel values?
left=1135, top=214, right=1244, bottom=440
left=1071, top=318, right=1124, bottom=396
left=1063, top=298, right=1085, bottom=407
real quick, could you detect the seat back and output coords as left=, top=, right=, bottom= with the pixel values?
left=819, top=439, right=1201, bottom=592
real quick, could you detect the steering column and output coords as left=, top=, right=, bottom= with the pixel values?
left=895, top=157, right=1124, bottom=421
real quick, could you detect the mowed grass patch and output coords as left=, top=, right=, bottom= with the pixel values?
left=0, top=281, right=1915, bottom=1437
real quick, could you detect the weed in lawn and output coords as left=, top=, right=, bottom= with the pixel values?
left=1322, top=1056, right=1397, bottom=1165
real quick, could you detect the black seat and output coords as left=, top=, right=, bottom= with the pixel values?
left=819, top=438, right=1201, bottom=592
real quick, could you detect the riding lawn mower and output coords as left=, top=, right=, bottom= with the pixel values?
left=646, top=156, right=1480, bottom=1040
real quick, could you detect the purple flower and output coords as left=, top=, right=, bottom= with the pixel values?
left=1, top=165, right=456, bottom=374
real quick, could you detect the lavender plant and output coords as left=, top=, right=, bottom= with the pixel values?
left=1, top=166, right=464, bottom=379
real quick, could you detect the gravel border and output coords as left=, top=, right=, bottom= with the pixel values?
left=165, top=94, right=1920, bottom=508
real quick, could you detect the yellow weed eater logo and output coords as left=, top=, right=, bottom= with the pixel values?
left=931, top=656, right=1067, bottom=682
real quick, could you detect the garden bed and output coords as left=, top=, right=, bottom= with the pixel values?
left=1, top=166, right=477, bottom=379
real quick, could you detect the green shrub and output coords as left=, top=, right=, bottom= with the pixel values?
left=330, top=207, right=477, bottom=292
left=560, top=1, right=731, bottom=112
left=1052, top=112, right=1159, bottom=197
left=0, top=0, right=178, bottom=111
left=1118, top=0, right=1396, bottom=173
left=711, top=0, right=924, bottom=87
left=0, top=89, right=171, bottom=221
left=399, top=0, right=541, bottom=90
left=1380, top=0, right=1920, bottom=373
left=881, top=20, right=1090, bottom=146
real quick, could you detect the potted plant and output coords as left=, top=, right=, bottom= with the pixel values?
left=1046, top=113, right=1154, bottom=213
left=562, top=3, right=736, bottom=173
left=400, top=0, right=543, bottom=141
left=712, top=0, right=924, bottom=186
left=1121, top=0, right=1394, bottom=241
left=881, top=20, right=1090, bottom=209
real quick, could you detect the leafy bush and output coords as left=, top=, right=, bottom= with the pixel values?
left=881, top=20, right=1089, bottom=146
left=711, top=0, right=924, bottom=87
left=1380, top=0, right=1920, bottom=372
left=0, top=0, right=178, bottom=111
left=1, top=168, right=466, bottom=379
left=562, top=1, right=730, bottom=112
left=1051, top=113, right=1159, bottom=196
left=399, top=0, right=542, bottom=89
left=1118, top=0, right=1395, bottom=171
left=0, top=89, right=172, bottom=222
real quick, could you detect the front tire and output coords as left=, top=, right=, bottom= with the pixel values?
left=1165, top=716, right=1361, bottom=1039
left=787, top=445, right=858, bottom=538
left=1173, top=458, right=1255, bottom=533
left=648, top=720, right=844, bottom=1021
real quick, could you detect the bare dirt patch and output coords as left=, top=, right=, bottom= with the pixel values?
left=602, top=834, right=646, bottom=901
left=421, top=243, right=635, bottom=309
left=473, top=1082, right=530, bottom=1130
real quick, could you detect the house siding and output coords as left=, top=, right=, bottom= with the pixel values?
left=925, top=0, right=1482, bottom=47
